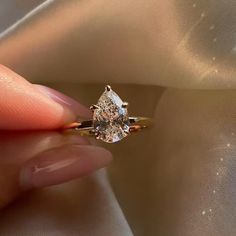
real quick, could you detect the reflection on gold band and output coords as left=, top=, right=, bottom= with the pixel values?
left=63, top=117, right=153, bottom=136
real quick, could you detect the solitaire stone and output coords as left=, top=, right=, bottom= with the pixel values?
left=92, top=86, right=130, bottom=143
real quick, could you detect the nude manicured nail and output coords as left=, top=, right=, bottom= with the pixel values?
left=35, top=85, right=92, bottom=118
left=19, top=145, right=112, bottom=189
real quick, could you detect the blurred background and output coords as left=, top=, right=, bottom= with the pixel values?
left=1, top=1, right=236, bottom=236
left=0, top=0, right=45, bottom=32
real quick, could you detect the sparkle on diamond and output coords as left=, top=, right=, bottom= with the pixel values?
left=93, top=88, right=130, bottom=143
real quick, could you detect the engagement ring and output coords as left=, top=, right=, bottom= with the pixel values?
left=64, top=85, right=152, bottom=143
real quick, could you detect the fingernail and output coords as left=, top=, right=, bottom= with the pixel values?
left=19, top=145, right=112, bottom=189
left=35, top=85, right=91, bottom=118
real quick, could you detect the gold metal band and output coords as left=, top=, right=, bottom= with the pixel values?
left=63, top=117, right=153, bottom=136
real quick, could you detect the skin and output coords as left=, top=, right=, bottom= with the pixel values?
left=0, top=65, right=112, bottom=208
left=0, top=64, right=74, bottom=129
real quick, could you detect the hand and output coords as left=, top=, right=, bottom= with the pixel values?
left=0, top=65, right=112, bottom=208
left=0, top=64, right=91, bottom=130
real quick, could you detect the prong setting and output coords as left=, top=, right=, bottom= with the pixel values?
left=124, top=125, right=130, bottom=135
left=90, top=104, right=99, bottom=110
left=122, top=102, right=129, bottom=108
left=105, top=85, right=111, bottom=91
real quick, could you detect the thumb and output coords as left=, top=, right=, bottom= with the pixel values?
left=0, top=65, right=90, bottom=130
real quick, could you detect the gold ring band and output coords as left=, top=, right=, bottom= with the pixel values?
left=63, top=117, right=152, bottom=136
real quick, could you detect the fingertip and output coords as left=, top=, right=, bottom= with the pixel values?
left=34, top=84, right=92, bottom=119
left=0, top=65, right=90, bottom=130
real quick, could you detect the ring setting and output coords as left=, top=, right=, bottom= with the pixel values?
left=64, top=85, right=152, bottom=143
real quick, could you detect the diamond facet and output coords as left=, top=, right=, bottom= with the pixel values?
left=92, top=86, right=130, bottom=143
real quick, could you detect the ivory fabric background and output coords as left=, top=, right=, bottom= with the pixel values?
left=1, top=1, right=236, bottom=235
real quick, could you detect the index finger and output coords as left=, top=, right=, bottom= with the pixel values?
left=0, top=65, right=90, bottom=130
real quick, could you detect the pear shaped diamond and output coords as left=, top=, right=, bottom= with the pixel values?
left=92, top=86, right=130, bottom=143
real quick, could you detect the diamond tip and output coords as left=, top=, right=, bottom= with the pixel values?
left=105, top=85, right=112, bottom=91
